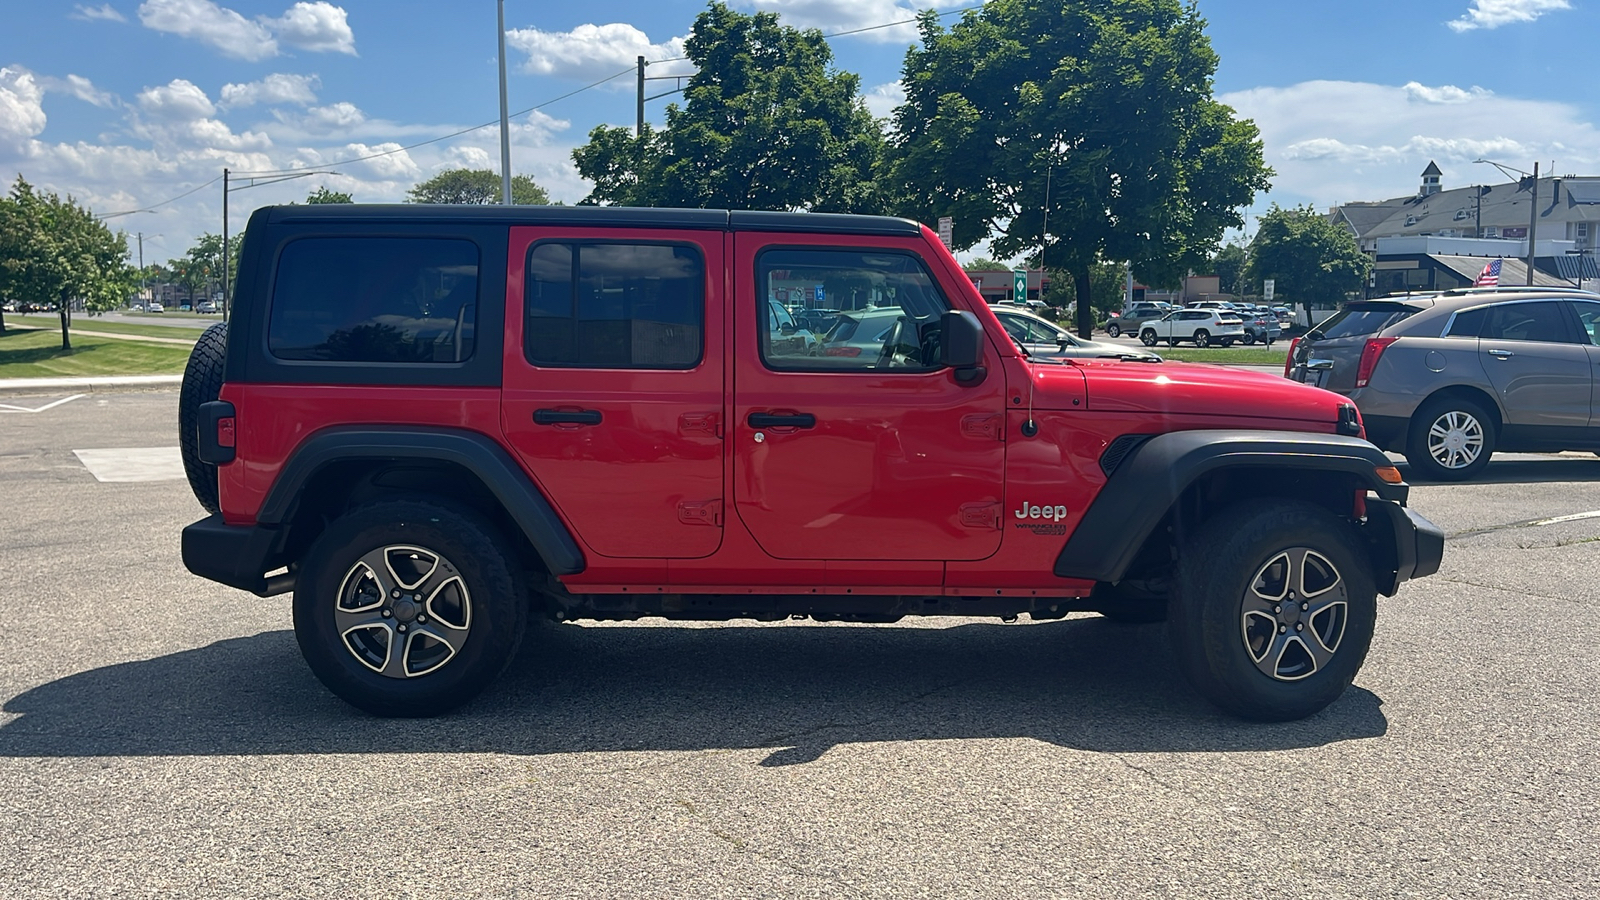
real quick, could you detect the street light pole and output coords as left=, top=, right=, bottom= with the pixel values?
left=497, top=0, right=513, bottom=205
left=1525, top=161, right=1539, bottom=285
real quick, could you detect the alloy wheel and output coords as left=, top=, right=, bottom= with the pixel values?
left=1239, top=548, right=1348, bottom=681
left=334, top=544, right=473, bottom=678
left=1426, top=410, right=1485, bottom=470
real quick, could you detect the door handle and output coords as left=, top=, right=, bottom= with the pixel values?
left=747, top=412, right=816, bottom=429
left=1488, top=349, right=1515, bottom=359
left=534, top=408, right=602, bottom=426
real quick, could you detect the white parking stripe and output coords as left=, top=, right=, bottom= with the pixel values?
left=1532, top=510, right=1600, bottom=527
left=72, top=447, right=185, bottom=483
left=0, top=394, right=85, bottom=413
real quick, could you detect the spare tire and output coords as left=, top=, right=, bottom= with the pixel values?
left=179, top=321, right=228, bottom=514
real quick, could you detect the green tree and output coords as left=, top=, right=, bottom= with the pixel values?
left=0, top=176, right=133, bottom=347
left=889, top=0, right=1271, bottom=336
left=1209, top=242, right=1249, bottom=296
left=171, top=232, right=244, bottom=303
left=306, top=186, right=353, bottom=203
left=406, top=168, right=550, bottom=205
left=961, top=257, right=1008, bottom=272
left=1245, top=204, right=1369, bottom=308
left=571, top=2, right=887, bottom=212
left=1040, top=260, right=1126, bottom=321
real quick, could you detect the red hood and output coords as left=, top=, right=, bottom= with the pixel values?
left=1023, top=359, right=1348, bottom=423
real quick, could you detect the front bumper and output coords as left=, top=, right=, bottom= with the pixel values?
left=182, top=514, right=294, bottom=597
left=1365, top=499, right=1445, bottom=596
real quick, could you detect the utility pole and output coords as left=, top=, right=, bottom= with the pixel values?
left=636, top=56, right=646, bottom=136
left=137, top=232, right=145, bottom=309
left=222, top=167, right=230, bottom=322
left=1525, top=162, right=1539, bottom=285
left=497, top=0, right=512, bottom=204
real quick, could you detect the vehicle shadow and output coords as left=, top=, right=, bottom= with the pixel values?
left=1400, top=456, right=1600, bottom=486
left=0, top=618, right=1386, bottom=763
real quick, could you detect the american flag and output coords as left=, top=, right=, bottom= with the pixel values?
left=1474, top=258, right=1502, bottom=287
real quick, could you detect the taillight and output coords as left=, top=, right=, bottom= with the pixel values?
left=823, top=346, right=861, bottom=357
left=1354, top=337, right=1398, bottom=388
left=1283, top=337, right=1301, bottom=378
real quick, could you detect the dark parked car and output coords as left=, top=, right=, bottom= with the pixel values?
left=1286, top=287, right=1600, bottom=480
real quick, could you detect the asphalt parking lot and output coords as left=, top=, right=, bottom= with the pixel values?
left=1, top=389, right=1597, bottom=898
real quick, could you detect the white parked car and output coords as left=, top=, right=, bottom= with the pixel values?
left=992, top=307, right=1162, bottom=361
left=147, top=301, right=165, bottom=313
left=1138, top=308, right=1245, bottom=348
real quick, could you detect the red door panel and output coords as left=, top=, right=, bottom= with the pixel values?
left=501, top=227, right=725, bottom=559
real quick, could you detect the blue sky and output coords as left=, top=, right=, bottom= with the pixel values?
left=3, top=0, right=1597, bottom=265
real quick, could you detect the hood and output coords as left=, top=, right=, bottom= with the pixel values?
left=1074, top=359, right=1348, bottom=422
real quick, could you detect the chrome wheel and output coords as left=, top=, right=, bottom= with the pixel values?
left=335, top=544, right=472, bottom=679
left=1240, top=548, right=1348, bottom=682
left=1426, top=410, right=1485, bottom=471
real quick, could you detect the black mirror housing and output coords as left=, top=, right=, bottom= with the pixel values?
left=939, top=310, right=984, bottom=369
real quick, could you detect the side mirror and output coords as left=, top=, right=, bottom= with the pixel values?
left=779, top=323, right=796, bottom=336
left=939, top=310, right=985, bottom=380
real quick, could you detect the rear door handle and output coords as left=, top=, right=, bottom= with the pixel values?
left=1488, top=349, right=1515, bottom=359
left=747, top=412, right=816, bottom=429
left=534, top=408, right=602, bottom=426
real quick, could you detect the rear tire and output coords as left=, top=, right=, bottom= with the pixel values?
left=1241, top=331, right=1257, bottom=345
left=178, top=321, right=228, bottom=514
left=293, top=499, right=528, bottom=717
left=1107, top=323, right=1122, bottom=338
left=1193, top=330, right=1210, bottom=348
left=1404, top=395, right=1496, bottom=482
left=1167, top=499, right=1376, bottom=721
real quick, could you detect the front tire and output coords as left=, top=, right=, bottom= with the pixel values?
left=1167, top=499, right=1376, bottom=721
left=293, top=500, right=528, bottom=717
left=1107, top=323, right=1122, bottom=338
left=1404, top=396, right=1495, bottom=481
left=1140, top=329, right=1158, bottom=347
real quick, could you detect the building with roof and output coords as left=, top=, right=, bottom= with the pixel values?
left=1330, top=162, right=1600, bottom=294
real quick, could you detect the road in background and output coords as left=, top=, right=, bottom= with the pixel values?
left=1, top=390, right=1595, bottom=898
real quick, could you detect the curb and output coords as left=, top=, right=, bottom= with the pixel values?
left=0, top=374, right=183, bottom=394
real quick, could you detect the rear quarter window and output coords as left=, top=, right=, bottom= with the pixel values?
left=1313, top=304, right=1418, bottom=339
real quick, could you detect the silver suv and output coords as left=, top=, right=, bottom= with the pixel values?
left=1286, top=288, right=1600, bottom=480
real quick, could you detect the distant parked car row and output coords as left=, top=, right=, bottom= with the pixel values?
left=1105, top=298, right=1289, bottom=347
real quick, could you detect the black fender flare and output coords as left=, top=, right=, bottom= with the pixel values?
left=259, top=426, right=585, bottom=576
left=1054, top=430, right=1406, bottom=583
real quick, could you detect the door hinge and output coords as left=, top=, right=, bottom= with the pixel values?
left=959, top=501, right=1001, bottom=530
left=961, top=413, right=1004, bottom=441
left=680, top=412, right=722, bottom=438
left=678, top=499, right=724, bottom=527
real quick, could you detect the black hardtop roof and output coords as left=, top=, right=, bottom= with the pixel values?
left=261, top=203, right=925, bottom=237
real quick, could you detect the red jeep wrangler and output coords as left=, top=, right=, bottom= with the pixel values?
left=179, top=205, right=1442, bottom=721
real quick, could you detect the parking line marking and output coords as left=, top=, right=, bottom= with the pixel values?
left=72, top=447, right=185, bottom=483
left=1532, top=510, right=1600, bottom=527
left=0, top=394, right=86, bottom=413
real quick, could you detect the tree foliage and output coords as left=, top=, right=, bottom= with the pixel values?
left=406, top=168, right=550, bottom=205
left=1245, top=204, right=1370, bottom=307
left=0, top=176, right=133, bottom=346
left=889, top=0, right=1271, bottom=335
left=168, top=232, right=243, bottom=302
left=571, top=2, right=887, bottom=212
left=1209, top=242, right=1249, bottom=296
left=306, top=186, right=353, bottom=204
left=961, top=257, right=1008, bottom=272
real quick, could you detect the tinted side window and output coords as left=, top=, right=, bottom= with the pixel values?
left=524, top=242, right=704, bottom=369
left=1315, top=305, right=1417, bottom=339
left=1480, top=302, right=1571, bottom=343
left=269, top=238, right=478, bottom=363
left=1571, top=301, right=1600, bottom=346
left=1446, top=307, right=1486, bottom=337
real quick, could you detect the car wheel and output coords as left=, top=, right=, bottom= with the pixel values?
left=1107, top=323, right=1122, bottom=338
left=1193, top=330, right=1210, bottom=348
left=1167, top=499, right=1376, bottom=721
left=1219, top=338, right=1235, bottom=348
left=178, top=321, right=229, bottom=514
left=1241, top=331, right=1256, bottom=345
left=1140, top=330, right=1158, bottom=347
left=293, top=499, right=528, bottom=717
left=1404, top=396, right=1496, bottom=481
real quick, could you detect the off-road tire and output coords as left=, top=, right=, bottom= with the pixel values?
left=1140, top=329, right=1158, bottom=347
left=1166, top=499, right=1376, bottom=721
left=1404, top=395, right=1496, bottom=482
left=1193, top=329, right=1210, bottom=348
left=293, top=499, right=528, bottom=717
left=178, top=321, right=228, bottom=514
left=1106, top=323, right=1122, bottom=338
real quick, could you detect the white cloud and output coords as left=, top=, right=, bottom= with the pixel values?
left=72, top=4, right=128, bottom=22
left=265, top=2, right=356, bottom=55
left=505, top=23, right=692, bottom=81
left=0, top=67, right=48, bottom=149
left=37, top=73, right=117, bottom=108
left=138, top=0, right=276, bottom=60
left=863, top=81, right=904, bottom=119
left=446, top=146, right=493, bottom=170
left=741, top=1, right=971, bottom=43
left=344, top=142, right=420, bottom=179
left=1447, top=0, right=1570, bottom=32
left=1221, top=79, right=1600, bottom=212
left=136, top=78, right=215, bottom=120
left=220, top=73, right=320, bottom=108
left=298, top=101, right=366, bottom=132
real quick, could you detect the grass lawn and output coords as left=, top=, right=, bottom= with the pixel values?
left=9, top=314, right=201, bottom=341
left=0, top=327, right=193, bottom=378
left=1153, top=345, right=1288, bottom=366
